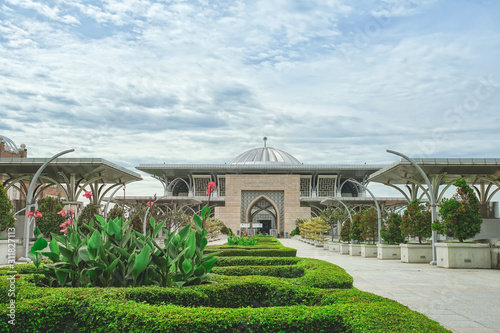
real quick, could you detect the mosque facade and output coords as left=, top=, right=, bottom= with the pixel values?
left=137, top=138, right=389, bottom=236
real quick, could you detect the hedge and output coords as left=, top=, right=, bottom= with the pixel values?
left=0, top=235, right=450, bottom=332
left=0, top=285, right=449, bottom=332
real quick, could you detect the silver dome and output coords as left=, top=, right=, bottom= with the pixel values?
left=230, top=139, right=301, bottom=165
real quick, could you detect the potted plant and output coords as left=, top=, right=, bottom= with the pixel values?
left=349, top=211, right=364, bottom=256
left=378, top=212, right=404, bottom=260
left=339, top=218, right=351, bottom=254
left=360, top=207, right=378, bottom=258
left=400, top=199, right=432, bottom=263
left=432, top=178, right=490, bottom=268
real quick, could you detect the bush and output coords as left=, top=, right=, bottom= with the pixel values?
left=0, top=183, right=15, bottom=232
left=401, top=199, right=431, bottom=243
left=433, top=178, right=482, bottom=242
left=381, top=212, right=405, bottom=245
left=36, top=197, right=65, bottom=238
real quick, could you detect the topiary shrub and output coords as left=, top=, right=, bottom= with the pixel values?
left=433, top=178, right=482, bottom=242
left=76, top=203, right=100, bottom=235
left=381, top=212, right=405, bottom=245
left=0, top=183, right=15, bottom=232
left=349, top=211, right=364, bottom=244
left=401, top=199, right=431, bottom=243
left=36, top=197, right=65, bottom=239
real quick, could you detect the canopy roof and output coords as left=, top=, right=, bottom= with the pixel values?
left=368, top=158, right=500, bottom=185
left=137, top=163, right=386, bottom=179
left=0, top=157, right=142, bottom=184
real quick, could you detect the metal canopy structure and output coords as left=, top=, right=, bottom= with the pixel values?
left=137, top=163, right=384, bottom=179
left=0, top=157, right=142, bottom=206
left=368, top=158, right=500, bottom=217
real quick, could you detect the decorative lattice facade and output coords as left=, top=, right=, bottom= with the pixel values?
left=217, top=176, right=226, bottom=197
left=300, top=176, right=311, bottom=197
left=193, top=176, right=210, bottom=196
left=317, top=176, right=337, bottom=197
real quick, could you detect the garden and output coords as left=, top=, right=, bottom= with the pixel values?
left=1, top=229, right=450, bottom=332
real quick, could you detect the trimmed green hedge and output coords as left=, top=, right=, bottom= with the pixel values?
left=0, top=284, right=449, bottom=332
left=0, top=236, right=450, bottom=332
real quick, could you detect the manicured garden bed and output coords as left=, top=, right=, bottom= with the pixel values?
left=0, top=237, right=450, bottom=332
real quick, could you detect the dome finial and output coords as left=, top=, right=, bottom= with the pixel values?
left=263, top=136, right=267, bottom=148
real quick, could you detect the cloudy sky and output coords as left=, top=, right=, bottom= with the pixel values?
left=1, top=0, right=499, bottom=197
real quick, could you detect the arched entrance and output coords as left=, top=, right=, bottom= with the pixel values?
left=245, top=195, right=280, bottom=236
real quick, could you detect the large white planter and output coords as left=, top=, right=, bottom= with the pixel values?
left=361, top=244, right=378, bottom=258
left=329, top=242, right=340, bottom=252
left=0, top=239, right=20, bottom=265
left=400, top=243, right=432, bottom=263
left=377, top=244, right=401, bottom=260
left=349, top=243, right=361, bottom=256
left=339, top=243, right=350, bottom=255
left=436, top=243, right=491, bottom=269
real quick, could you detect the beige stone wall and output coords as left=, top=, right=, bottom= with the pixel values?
left=215, top=174, right=310, bottom=235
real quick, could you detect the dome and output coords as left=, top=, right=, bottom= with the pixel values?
left=230, top=138, right=301, bottom=165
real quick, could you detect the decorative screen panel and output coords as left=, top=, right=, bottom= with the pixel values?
left=193, top=176, right=210, bottom=196
left=300, top=177, right=311, bottom=197
left=317, top=176, right=336, bottom=197
left=217, top=176, right=226, bottom=197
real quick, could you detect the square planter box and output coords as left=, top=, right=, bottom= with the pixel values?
left=329, top=242, right=340, bottom=252
left=361, top=244, right=378, bottom=258
left=377, top=244, right=401, bottom=260
left=349, top=243, right=361, bottom=256
left=436, top=243, right=491, bottom=269
left=339, top=243, right=350, bottom=255
left=323, top=241, right=335, bottom=250
left=400, top=243, right=432, bottom=263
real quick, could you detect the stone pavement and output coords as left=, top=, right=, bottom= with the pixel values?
left=278, top=238, right=500, bottom=333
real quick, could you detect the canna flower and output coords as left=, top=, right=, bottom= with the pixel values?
left=147, top=194, right=157, bottom=208
left=57, top=210, right=66, bottom=217
left=83, top=190, right=93, bottom=200
left=14, top=275, right=20, bottom=279
left=26, top=211, right=34, bottom=217
left=60, top=220, right=74, bottom=234
left=206, top=181, right=216, bottom=195
left=35, top=211, right=43, bottom=218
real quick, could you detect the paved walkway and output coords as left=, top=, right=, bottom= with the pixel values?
left=278, top=238, right=500, bottom=333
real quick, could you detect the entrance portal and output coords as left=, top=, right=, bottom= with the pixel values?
left=260, top=219, right=272, bottom=235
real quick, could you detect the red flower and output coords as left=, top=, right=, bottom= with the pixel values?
left=57, top=210, right=66, bottom=217
left=60, top=220, right=74, bottom=234
left=14, top=275, right=20, bottom=279
left=206, top=181, right=216, bottom=195
left=35, top=211, right=43, bottom=218
left=83, top=190, right=92, bottom=200
left=147, top=200, right=154, bottom=208
left=26, top=211, right=34, bottom=217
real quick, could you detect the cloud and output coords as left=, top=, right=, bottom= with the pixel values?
left=0, top=0, right=499, bottom=197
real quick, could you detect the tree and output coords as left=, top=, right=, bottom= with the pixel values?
left=381, top=212, right=405, bottom=245
left=340, top=218, right=351, bottom=243
left=433, top=178, right=482, bottom=242
left=401, top=199, right=431, bottom=243
left=361, top=207, right=378, bottom=243
left=349, top=211, right=365, bottom=243
left=36, top=197, right=65, bottom=238
left=0, top=184, right=15, bottom=232
left=321, top=207, right=349, bottom=240
left=76, top=203, right=100, bottom=235
left=107, top=205, right=125, bottom=221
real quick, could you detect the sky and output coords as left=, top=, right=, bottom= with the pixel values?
left=0, top=0, right=499, bottom=198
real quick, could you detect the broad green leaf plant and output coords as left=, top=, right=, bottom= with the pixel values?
left=29, top=207, right=217, bottom=288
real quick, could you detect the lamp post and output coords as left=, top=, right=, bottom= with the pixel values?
left=21, top=149, right=75, bottom=260
left=345, top=179, right=382, bottom=244
left=387, top=149, right=437, bottom=265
